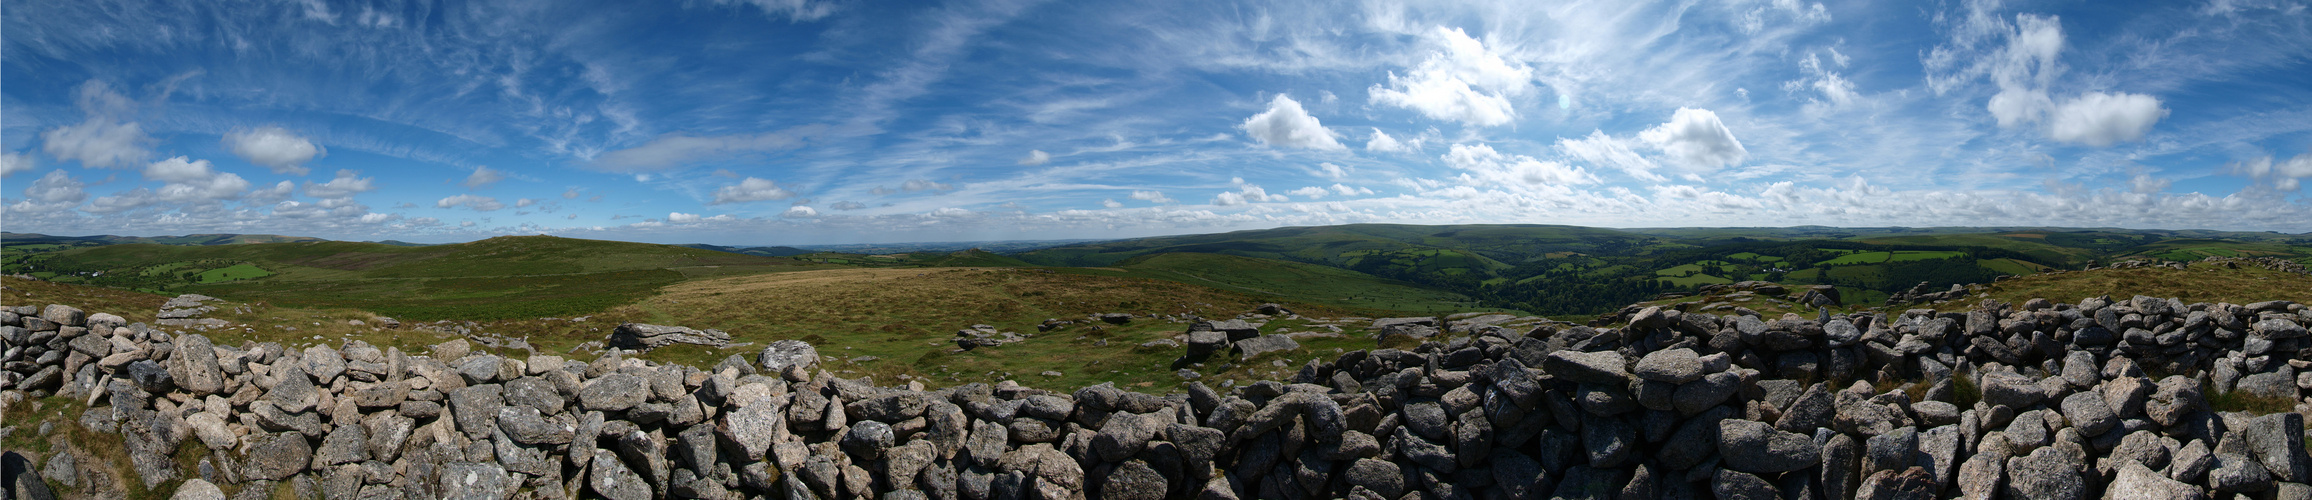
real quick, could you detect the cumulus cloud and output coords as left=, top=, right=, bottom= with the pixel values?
left=1441, top=143, right=1600, bottom=186
left=516, top=198, right=537, bottom=208
left=1983, top=14, right=2065, bottom=128
left=1019, top=150, right=1051, bottom=166
left=2233, top=153, right=2312, bottom=191
left=143, top=157, right=252, bottom=202
left=1331, top=184, right=1375, bottom=196
left=1287, top=187, right=1331, bottom=199
left=1637, top=108, right=1748, bottom=169
left=1130, top=190, right=1176, bottom=204
left=590, top=126, right=819, bottom=171
left=222, top=126, right=326, bottom=175
left=1556, top=130, right=1665, bottom=182
left=1239, top=94, right=1345, bottom=150
left=1368, top=27, right=1534, bottom=127
left=2, top=152, right=34, bottom=177
left=1101, top=199, right=1124, bottom=208
left=11, top=170, right=88, bottom=212
left=40, top=80, right=151, bottom=169
left=929, top=207, right=972, bottom=217
left=1365, top=129, right=1418, bottom=153
left=782, top=206, right=819, bottom=217
left=710, top=177, right=796, bottom=204
left=2048, top=92, right=2168, bottom=146
left=437, top=194, right=506, bottom=211
left=1213, top=179, right=1289, bottom=206
left=563, top=187, right=583, bottom=199
left=463, top=166, right=506, bottom=189
left=1311, top=162, right=1351, bottom=180
left=305, top=170, right=376, bottom=198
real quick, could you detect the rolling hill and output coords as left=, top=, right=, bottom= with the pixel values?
left=5, top=235, right=820, bottom=320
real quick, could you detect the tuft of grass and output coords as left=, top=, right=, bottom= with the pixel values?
left=2205, top=381, right=2297, bottom=415
left=1951, top=373, right=1981, bottom=409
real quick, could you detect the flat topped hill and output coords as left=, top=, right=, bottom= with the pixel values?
left=13, top=235, right=821, bottom=321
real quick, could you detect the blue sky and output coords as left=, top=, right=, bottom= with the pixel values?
left=4, top=0, right=2310, bottom=245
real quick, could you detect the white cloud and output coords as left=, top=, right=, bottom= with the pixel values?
left=1637, top=108, right=1748, bottom=169
left=305, top=170, right=376, bottom=198
left=82, top=189, right=155, bottom=214
left=222, top=126, right=327, bottom=175
left=710, top=177, right=796, bottom=204
left=830, top=201, right=867, bottom=210
left=1739, top=0, right=1832, bottom=34
left=15, top=170, right=88, bottom=210
left=2048, top=92, right=2168, bottom=146
left=1019, top=150, right=1051, bottom=166
left=516, top=198, right=537, bottom=208
left=563, top=187, right=583, bottom=199
left=591, top=127, right=818, bottom=171
left=249, top=181, right=296, bottom=202
left=1441, top=143, right=1600, bottom=186
left=1331, top=184, right=1375, bottom=197
left=902, top=179, right=954, bottom=192
left=143, top=157, right=251, bottom=202
left=929, top=207, right=972, bottom=217
left=669, top=212, right=702, bottom=223
left=1365, top=129, right=1416, bottom=153
left=1556, top=130, right=1665, bottom=182
left=1313, top=162, right=1351, bottom=180
left=1288, top=187, right=1331, bottom=199
left=2, top=152, right=34, bottom=177
left=464, top=166, right=506, bottom=189
left=1212, top=182, right=1289, bottom=206
left=1130, top=190, right=1176, bottom=204
left=40, top=81, right=151, bottom=169
left=783, top=206, right=819, bottom=217
left=1239, top=94, right=1345, bottom=150
left=437, top=194, right=506, bottom=211
left=1367, top=26, right=1534, bottom=127
left=1783, top=51, right=1861, bottom=111
left=1101, top=199, right=1124, bottom=209
left=1985, top=14, right=2065, bottom=128
left=709, top=0, right=835, bottom=22
left=2233, top=153, right=2312, bottom=191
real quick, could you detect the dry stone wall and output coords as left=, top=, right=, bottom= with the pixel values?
left=2, top=293, right=2311, bottom=500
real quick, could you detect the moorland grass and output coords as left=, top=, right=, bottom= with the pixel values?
left=1958, top=261, right=2312, bottom=312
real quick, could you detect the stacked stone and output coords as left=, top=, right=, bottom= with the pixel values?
left=1, top=295, right=2309, bottom=500
left=607, top=323, right=733, bottom=351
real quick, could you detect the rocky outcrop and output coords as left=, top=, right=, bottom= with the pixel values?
left=3, top=293, right=2311, bottom=500
left=605, top=323, right=730, bottom=351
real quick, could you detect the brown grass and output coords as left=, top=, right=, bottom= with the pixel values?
left=1956, top=262, right=2312, bottom=312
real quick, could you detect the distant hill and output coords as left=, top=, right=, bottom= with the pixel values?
left=6, top=235, right=816, bottom=320
left=1018, top=224, right=2312, bottom=316
left=680, top=243, right=814, bottom=257
left=2, top=232, right=328, bottom=246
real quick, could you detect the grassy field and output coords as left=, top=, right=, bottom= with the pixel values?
left=9, top=235, right=821, bottom=321
left=1817, top=250, right=1966, bottom=265
left=591, top=267, right=1380, bottom=390
left=1076, top=252, right=1474, bottom=314
left=1958, top=261, right=2312, bottom=311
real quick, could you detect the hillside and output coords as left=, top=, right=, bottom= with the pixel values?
left=1061, top=252, right=1475, bottom=314
left=1020, top=224, right=2312, bottom=316
left=4, top=235, right=820, bottom=320
left=6, top=255, right=2309, bottom=500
